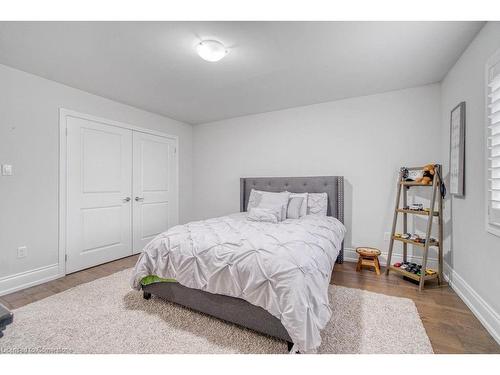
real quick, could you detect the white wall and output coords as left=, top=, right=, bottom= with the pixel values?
left=440, top=22, right=500, bottom=342
left=193, top=84, right=442, bottom=264
left=0, top=64, right=193, bottom=294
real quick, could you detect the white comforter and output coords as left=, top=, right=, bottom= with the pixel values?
left=130, top=213, right=345, bottom=353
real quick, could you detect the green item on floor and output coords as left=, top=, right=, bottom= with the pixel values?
left=140, top=275, right=177, bottom=286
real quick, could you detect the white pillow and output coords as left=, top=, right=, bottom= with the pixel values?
left=259, top=192, right=290, bottom=221
left=247, top=189, right=290, bottom=221
left=247, top=189, right=262, bottom=210
left=247, top=207, right=280, bottom=223
left=286, top=196, right=304, bottom=219
left=307, top=192, right=328, bottom=216
left=288, top=192, right=308, bottom=218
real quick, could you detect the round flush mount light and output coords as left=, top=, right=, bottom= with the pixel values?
left=196, top=40, right=228, bottom=62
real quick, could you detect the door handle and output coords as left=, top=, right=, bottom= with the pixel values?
left=123, top=197, right=131, bottom=202
left=135, top=197, right=144, bottom=202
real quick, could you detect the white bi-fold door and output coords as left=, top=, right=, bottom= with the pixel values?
left=65, top=114, right=177, bottom=273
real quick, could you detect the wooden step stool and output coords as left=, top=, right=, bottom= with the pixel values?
left=356, top=247, right=382, bottom=275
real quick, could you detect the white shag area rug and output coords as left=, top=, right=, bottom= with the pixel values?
left=0, top=269, right=433, bottom=354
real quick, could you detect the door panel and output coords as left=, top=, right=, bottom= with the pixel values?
left=142, top=141, right=170, bottom=191
left=66, top=117, right=133, bottom=273
left=82, top=128, right=123, bottom=193
left=141, top=202, right=169, bottom=238
left=133, top=132, right=177, bottom=253
left=81, top=205, right=122, bottom=251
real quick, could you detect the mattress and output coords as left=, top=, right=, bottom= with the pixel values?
left=130, top=212, right=345, bottom=353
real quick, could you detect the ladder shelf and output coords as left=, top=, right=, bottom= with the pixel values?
left=385, top=164, right=444, bottom=291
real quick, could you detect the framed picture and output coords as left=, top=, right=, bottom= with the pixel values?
left=449, top=102, right=466, bottom=197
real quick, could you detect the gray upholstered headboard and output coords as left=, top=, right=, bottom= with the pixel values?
left=240, top=176, right=344, bottom=263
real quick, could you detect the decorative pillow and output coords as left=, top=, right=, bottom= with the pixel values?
left=247, top=207, right=279, bottom=223
left=307, top=192, right=328, bottom=216
left=286, top=197, right=304, bottom=219
left=247, top=190, right=290, bottom=221
left=288, top=192, right=308, bottom=217
left=247, top=189, right=262, bottom=211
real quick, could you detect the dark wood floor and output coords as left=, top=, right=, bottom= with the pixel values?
left=0, top=256, right=498, bottom=354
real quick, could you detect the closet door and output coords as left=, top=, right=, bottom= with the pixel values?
left=132, top=132, right=178, bottom=253
left=66, top=117, right=133, bottom=273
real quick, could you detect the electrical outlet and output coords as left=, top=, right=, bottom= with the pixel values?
left=384, top=232, right=391, bottom=241
left=1, top=164, right=13, bottom=176
left=17, top=246, right=27, bottom=258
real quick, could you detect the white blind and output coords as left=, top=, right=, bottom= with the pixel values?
left=487, top=61, right=500, bottom=228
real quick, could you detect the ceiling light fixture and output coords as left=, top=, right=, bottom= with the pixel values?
left=196, top=40, right=228, bottom=62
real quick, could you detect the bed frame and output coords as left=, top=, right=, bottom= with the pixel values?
left=142, top=176, right=344, bottom=351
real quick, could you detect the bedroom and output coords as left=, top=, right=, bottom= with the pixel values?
left=0, top=0, right=499, bottom=372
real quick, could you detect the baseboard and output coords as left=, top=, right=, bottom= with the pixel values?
left=443, top=263, right=500, bottom=345
left=343, top=247, right=439, bottom=269
left=0, top=264, right=61, bottom=297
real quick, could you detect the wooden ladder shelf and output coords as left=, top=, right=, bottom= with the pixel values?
left=385, top=165, right=444, bottom=291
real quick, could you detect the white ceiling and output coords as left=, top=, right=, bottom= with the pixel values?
left=0, top=21, right=484, bottom=124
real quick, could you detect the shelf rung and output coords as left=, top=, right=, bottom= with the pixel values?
left=389, top=266, right=439, bottom=281
left=404, top=166, right=428, bottom=171
left=392, top=236, right=439, bottom=248
left=396, top=208, right=439, bottom=216
left=400, top=181, right=433, bottom=186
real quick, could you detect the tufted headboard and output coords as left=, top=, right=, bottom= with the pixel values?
left=240, top=176, right=344, bottom=263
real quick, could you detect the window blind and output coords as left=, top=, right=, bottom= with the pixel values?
left=487, top=61, right=500, bottom=229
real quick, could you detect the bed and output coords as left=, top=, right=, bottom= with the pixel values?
left=131, top=176, right=345, bottom=353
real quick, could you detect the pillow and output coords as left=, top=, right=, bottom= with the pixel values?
left=247, top=189, right=262, bottom=211
left=247, top=207, right=279, bottom=223
left=288, top=192, right=308, bottom=217
left=247, top=190, right=290, bottom=221
left=307, top=192, right=328, bottom=216
left=286, top=196, right=304, bottom=219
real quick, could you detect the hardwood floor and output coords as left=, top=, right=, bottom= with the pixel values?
left=0, top=256, right=498, bottom=354
left=330, top=262, right=500, bottom=354
left=0, top=256, right=138, bottom=311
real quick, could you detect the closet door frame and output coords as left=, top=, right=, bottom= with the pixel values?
left=59, top=108, right=179, bottom=277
